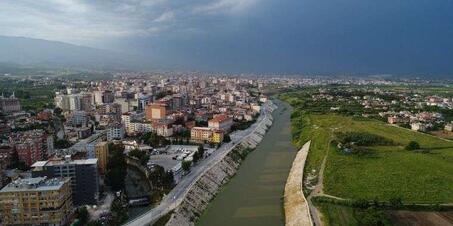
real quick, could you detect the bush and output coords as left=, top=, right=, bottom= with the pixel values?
left=405, top=141, right=420, bottom=151
left=336, top=132, right=394, bottom=146
left=182, top=160, right=192, bottom=172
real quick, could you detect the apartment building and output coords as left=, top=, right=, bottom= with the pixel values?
left=31, top=156, right=99, bottom=205
left=0, top=177, right=73, bottom=226
left=208, top=114, right=233, bottom=132
left=95, top=142, right=109, bottom=174
left=191, top=127, right=224, bottom=143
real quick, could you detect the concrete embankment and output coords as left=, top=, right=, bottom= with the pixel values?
left=284, top=141, right=313, bottom=226
left=164, top=103, right=276, bottom=226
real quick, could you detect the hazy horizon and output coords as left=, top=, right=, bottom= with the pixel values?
left=1, top=0, right=453, bottom=75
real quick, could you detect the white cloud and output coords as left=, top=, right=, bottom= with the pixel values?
left=153, top=11, right=175, bottom=23
left=0, top=0, right=258, bottom=45
left=192, top=0, right=257, bottom=14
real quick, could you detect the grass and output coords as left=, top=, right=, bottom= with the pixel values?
left=293, top=113, right=453, bottom=203
left=315, top=202, right=360, bottom=226
left=152, top=211, right=173, bottom=226
left=314, top=202, right=393, bottom=226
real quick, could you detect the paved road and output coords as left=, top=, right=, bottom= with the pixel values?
left=124, top=102, right=274, bottom=226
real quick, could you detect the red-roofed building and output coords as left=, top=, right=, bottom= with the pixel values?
left=208, top=114, right=233, bottom=132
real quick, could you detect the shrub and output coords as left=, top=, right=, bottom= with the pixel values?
left=405, top=141, right=420, bottom=151
left=336, top=132, right=394, bottom=146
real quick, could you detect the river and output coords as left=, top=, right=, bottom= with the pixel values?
left=197, top=100, right=297, bottom=226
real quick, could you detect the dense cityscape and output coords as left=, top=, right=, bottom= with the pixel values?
left=0, top=71, right=452, bottom=225
left=1, top=1, right=453, bottom=226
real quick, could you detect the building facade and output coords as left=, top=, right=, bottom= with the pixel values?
left=95, top=142, right=109, bottom=174
left=31, top=156, right=99, bottom=205
left=0, top=177, right=73, bottom=226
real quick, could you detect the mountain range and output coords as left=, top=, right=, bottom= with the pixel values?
left=0, top=36, right=150, bottom=71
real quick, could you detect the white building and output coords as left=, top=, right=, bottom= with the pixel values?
left=107, top=123, right=125, bottom=141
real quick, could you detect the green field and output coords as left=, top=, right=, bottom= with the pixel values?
left=290, top=112, right=453, bottom=203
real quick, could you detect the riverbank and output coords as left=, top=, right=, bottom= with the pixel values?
left=196, top=100, right=297, bottom=226
left=284, top=141, right=313, bottom=226
left=124, top=101, right=276, bottom=226
left=165, top=102, right=275, bottom=226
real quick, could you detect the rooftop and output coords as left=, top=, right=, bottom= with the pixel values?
left=0, top=177, right=69, bottom=193
left=31, top=157, right=98, bottom=168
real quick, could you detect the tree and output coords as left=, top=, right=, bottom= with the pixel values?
left=405, top=141, right=420, bottom=151
left=389, top=197, right=403, bottom=208
left=54, top=107, right=63, bottom=116
left=181, top=160, right=192, bottom=172
left=86, top=221, right=103, bottom=226
left=106, top=144, right=127, bottom=191
left=223, top=134, right=231, bottom=143
left=197, top=145, right=205, bottom=159
left=75, top=206, right=89, bottom=225
left=355, top=207, right=390, bottom=226
left=128, top=149, right=149, bottom=166
left=109, top=196, right=128, bottom=226
left=149, top=165, right=174, bottom=190
left=192, top=151, right=200, bottom=163
left=54, top=139, right=72, bottom=149
left=141, top=132, right=169, bottom=147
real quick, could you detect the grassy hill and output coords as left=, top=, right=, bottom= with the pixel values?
left=289, top=111, right=453, bottom=203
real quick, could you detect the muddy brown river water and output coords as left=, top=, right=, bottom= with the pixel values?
left=197, top=100, right=297, bottom=226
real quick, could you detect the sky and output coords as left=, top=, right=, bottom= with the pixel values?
left=1, top=0, right=453, bottom=75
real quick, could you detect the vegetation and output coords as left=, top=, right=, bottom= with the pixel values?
left=149, top=165, right=174, bottom=190
left=74, top=206, right=89, bottom=225
left=280, top=93, right=453, bottom=203
left=140, top=132, right=170, bottom=147
left=152, top=211, right=174, bottom=226
left=192, top=145, right=205, bottom=163
left=109, top=195, right=128, bottom=226
left=223, top=134, right=231, bottom=143
left=315, top=202, right=391, bottom=226
left=54, top=139, right=72, bottom=149
left=182, top=160, right=192, bottom=172
left=336, top=132, right=395, bottom=146
left=231, top=119, right=256, bottom=131
left=0, top=78, right=57, bottom=112
left=128, top=149, right=150, bottom=166
left=106, top=143, right=127, bottom=191
left=405, top=141, right=420, bottom=151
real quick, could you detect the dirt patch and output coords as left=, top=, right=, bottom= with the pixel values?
left=429, top=131, right=453, bottom=140
left=387, top=210, right=453, bottom=226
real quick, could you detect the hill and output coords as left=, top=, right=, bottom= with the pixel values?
left=0, top=36, right=150, bottom=70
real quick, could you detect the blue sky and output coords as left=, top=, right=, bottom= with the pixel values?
left=1, top=0, right=453, bottom=74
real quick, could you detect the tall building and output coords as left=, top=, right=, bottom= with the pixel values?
left=95, top=142, right=109, bottom=174
left=93, top=91, right=103, bottom=105
left=15, top=140, right=42, bottom=167
left=70, top=111, right=88, bottom=127
left=137, top=94, right=153, bottom=112
left=10, top=130, right=51, bottom=167
left=107, top=122, right=125, bottom=141
left=31, top=156, right=99, bottom=205
left=68, top=94, right=81, bottom=111
left=102, top=90, right=115, bottom=103
left=0, top=94, right=21, bottom=113
left=145, top=103, right=168, bottom=120
left=80, top=93, right=93, bottom=111
left=54, top=94, right=69, bottom=111
left=0, top=177, right=73, bottom=226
